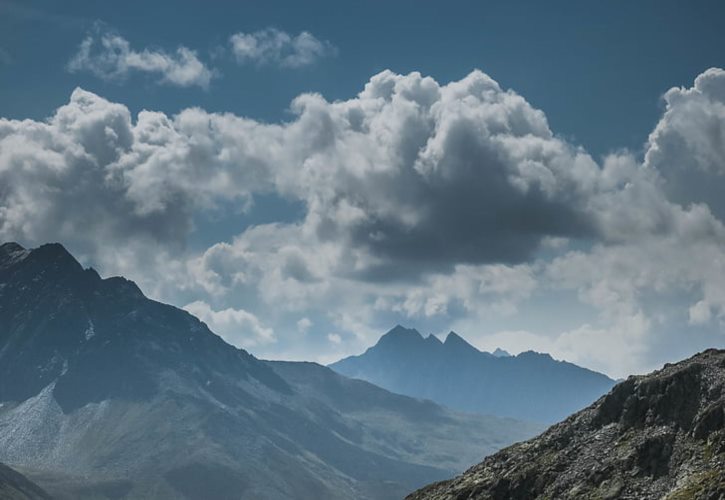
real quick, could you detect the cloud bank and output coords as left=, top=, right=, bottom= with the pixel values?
left=2, top=68, right=725, bottom=375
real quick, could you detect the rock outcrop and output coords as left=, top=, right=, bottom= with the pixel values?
left=408, top=349, right=725, bottom=500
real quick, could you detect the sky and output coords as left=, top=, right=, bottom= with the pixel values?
left=2, top=0, right=725, bottom=377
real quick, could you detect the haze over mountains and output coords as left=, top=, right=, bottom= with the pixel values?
left=0, top=242, right=540, bottom=500
left=330, top=325, right=616, bottom=424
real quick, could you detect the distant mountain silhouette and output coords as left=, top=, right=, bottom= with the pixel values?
left=0, top=243, right=540, bottom=500
left=408, top=349, right=725, bottom=500
left=330, top=325, right=615, bottom=423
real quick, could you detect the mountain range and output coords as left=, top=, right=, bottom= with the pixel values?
left=0, top=242, right=541, bottom=500
left=408, top=348, right=725, bottom=499
left=330, top=325, right=616, bottom=423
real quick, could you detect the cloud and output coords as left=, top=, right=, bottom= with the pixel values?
left=297, top=317, right=313, bottom=333
left=689, top=300, right=712, bottom=325
left=68, top=27, right=214, bottom=88
left=269, top=69, right=607, bottom=278
left=0, top=87, right=271, bottom=292
left=645, top=67, right=725, bottom=219
left=0, top=68, right=606, bottom=284
left=3, top=68, right=725, bottom=375
left=183, top=300, right=275, bottom=347
left=387, top=263, right=538, bottom=318
left=229, top=28, right=336, bottom=68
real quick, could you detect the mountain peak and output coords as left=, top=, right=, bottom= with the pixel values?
left=389, top=324, right=420, bottom=335
left=27, top=242, right=83, bottom=272
left=492, top=348, right=512, bottom=358
left=1, top=242, right=95, bottom=280
left=100, top=275, right=145, bottom=299
left=443, top=331, right=478, bottom=352
left=376, top=325, right=424, bottom=347
left=425, top=334, right=442, bottom=345
left=0, top=241, right=291, bottom=412
left=0, top=242, right=29, bottom=269
left=331, top=327, right=615, bottom=424
left=516, top=350, right=554, bottom=361
left=0, top=241, right=25, bottom=253
left=3, top=245, right=532, bottom=500
left=33, top=242, right=75, bottom=258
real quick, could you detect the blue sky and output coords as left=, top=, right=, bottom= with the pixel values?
left=2, top=0, right=725, bottom=377
left=4, top=0, right=724, bottom=155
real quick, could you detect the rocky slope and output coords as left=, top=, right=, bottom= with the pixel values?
left=330, top=325, right=615, bottom=423
left=0, top=462, right=52, bottom=500
left=0, top=242, right=540, bottom=500
left=407, top=349, right=725, bottom=500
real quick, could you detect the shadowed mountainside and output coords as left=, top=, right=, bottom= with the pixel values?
left=0, top=242, right=541, bottom=500
left=408, top=349, right=725, bottom=500
left=0, top=463, right=53, bottom=500
left=330, top=325, right=615, bottom=423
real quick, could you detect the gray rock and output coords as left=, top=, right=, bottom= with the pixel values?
left=408, top=349, right=725, bottom=500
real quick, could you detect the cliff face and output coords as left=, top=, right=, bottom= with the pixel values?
left=408, top=349, right=725, bottom=500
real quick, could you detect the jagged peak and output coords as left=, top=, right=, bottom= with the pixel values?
left=101, top=276, right=145, bottom=299
left=0, top=242, right=29, bottom=269
left=375, top=325, right=424, bottom=347
left=35, top=242, right=73, bottom=255
left=28, top=242, right=83, bottom=269
left=516, top=350, right=553, bottom=360
left=387, top=324, right=422, bottom=338
left=492, top=347, right=512, bottom=358
left=4, top=243, right=144, bottom=299
left=0, top=241, right=26, bottom=253
left=443, top=331, right=478, bottom=352
left=425, top=334, right=442, bottom=345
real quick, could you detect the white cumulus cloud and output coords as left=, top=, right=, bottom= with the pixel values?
left=645, top=67, right=725, bottom=220
left=183, top=300, right=275, bottom=347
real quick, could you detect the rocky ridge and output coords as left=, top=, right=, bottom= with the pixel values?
left=331, top=325, right=615, bottom=423
left=408, top=348, right=725, bottom=500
